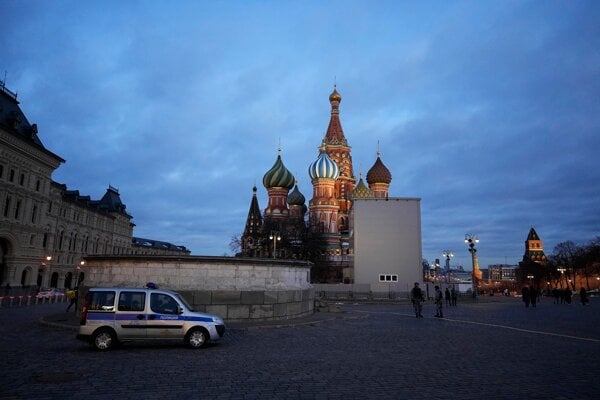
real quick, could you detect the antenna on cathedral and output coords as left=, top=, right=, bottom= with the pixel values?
left=377, top=140, right=381, bottom=157
left=277, top=137, right=282, bottom=155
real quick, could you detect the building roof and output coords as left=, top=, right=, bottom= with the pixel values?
left=526, top=227, right=541, bottom=241
left=366, top=154, right=392, bottom=185
left=309, top=147, right=340, bottom=180
left=263, top=151, right=295, bottom=190
left=351, top=175, right=374, bottom=199
left=287, top=183, right=306, bottom=206
left=0, top=80, right=64, bottom=163
left=132, top=237, right=190, bottom=253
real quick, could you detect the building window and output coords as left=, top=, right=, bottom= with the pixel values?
left=9, top=169, right=15, bottom=182
left=378, top=274, right=398, bottom=282
left=0, top=164, right=3, bottom=178
left=19, top=173, right=25, bottom=186
left=3, top=196, right=10, bottom=217
left=14, top=200, right=21, bottom=219
left=43, top=233, right=48, bottom=248
left=36, top=180, right=41, bottom=191
left=31, top=205, right=38, bottom=223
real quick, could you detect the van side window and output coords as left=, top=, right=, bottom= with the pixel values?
left=118, top=291, right=146, bottom=312
left=150, top=293, right=179, bottom=315
left=87, top=291, right=116, bottom=311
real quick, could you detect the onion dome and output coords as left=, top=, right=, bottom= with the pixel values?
left=263, top=151, right=295, bottom=190
left=309, top=147, right=340, bottom=180
left=366, top=153, right=392, bottom=185
left=329, top=86, right=342, bottom=103
left=351, top=174, right=374, bottom=199
left=287, top=183, right=306, bottom=206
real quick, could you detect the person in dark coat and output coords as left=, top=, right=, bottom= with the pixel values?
left=529, top=287, right=537, bottom=307
left=522, top=287, right=531, bottom=307
left=580, top=287, right=589, bottom=305
left=445, top=288, right=451, bottom=306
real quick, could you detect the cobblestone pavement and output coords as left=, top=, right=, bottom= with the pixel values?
left=1, top=296, right=599, bottom=399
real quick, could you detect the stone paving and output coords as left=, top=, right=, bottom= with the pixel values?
left=1, top=296, right=599, bottom=399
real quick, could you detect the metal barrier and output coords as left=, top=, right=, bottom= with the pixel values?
left=0, top=293, right=67, bottom=308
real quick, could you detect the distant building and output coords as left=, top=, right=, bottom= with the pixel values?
left=517, top=227, right=548, bottom=287
left=0, top=80, right=188, bottom=291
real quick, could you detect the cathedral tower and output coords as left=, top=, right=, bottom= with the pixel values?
left=241, top=185, right=263, bottom=257
left=308, top=146, right=340, bottom=234
left=321, top=86, right=356, bottom=233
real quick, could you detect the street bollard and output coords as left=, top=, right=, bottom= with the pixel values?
left=9, top=296, right=15, bottom=307
left=0, top=296, right=3, bottom=308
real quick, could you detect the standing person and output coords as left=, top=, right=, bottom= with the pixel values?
left=410, top=282, right=424, bottom=318
left=66, top=288, right=78, bottom=312
left=580, top=287, right=589, bottom=306
left=522, top=287, right=531, bottom=308
left=434, top=285, right=444, bottom=318
left=451, top=286, right=458, bottom=306
left=445, top=287, right=451, bottom=306
left=530, top=287, right=537, bottom=307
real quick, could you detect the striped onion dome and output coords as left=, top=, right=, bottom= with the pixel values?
left=287, top=183, right=306, bottom=206
left=263, top=153, right=295, bottom=190
left=308, top=148, right=340, bottom=180
left=366, top=154, right=392, bottom=185
left=351, top=175, right=374, bottom=199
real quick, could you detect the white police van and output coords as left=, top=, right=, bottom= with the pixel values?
left=76, top=284, right=225, bottom=351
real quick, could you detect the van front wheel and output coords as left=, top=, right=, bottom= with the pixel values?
left=92, top=329, right=116, bottom=351
left=186, top=328, right=208, bottom=349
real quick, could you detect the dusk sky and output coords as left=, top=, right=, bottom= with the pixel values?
left=2, top=1, right=599, bottom=269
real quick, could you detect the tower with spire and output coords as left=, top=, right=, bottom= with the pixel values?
left=241, top=185, right=263, bottom=257
left=320, top=86, right=356, bottom=234
left=522, top=227, right=547, bottom=264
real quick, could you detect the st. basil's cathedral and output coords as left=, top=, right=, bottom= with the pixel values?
left=240, top=86, right=393, bottom=283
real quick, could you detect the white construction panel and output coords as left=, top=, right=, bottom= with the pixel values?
left=352, top=198, right=422, bottom=289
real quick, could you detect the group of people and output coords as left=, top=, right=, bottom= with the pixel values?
left=410, top=283, right=456, bottom=318
left=522, top=286, right=592, bottom=307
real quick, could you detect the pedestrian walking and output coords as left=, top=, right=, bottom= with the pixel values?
left=451, top=286, right=457, bottom=306
left=434, top=285, right=444, bottom=318
left=410, top=282, right=424, bottom=318
left=580, top=287, right=589, bottom=306
left=66, top=288, right=78, bottom=312
left=445, top=287, right=451, bottom=306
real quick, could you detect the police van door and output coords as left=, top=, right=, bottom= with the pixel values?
left=115, top=291, right=147, bottom=339
left=148, top=292, right=185, bottom=339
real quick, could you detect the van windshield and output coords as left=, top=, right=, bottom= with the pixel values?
left=173, top=293, right=195, bottom=311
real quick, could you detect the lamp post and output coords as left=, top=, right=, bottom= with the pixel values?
left=464, top=234, right=479, bottom=294
left=38, top=256, right=52, bottom=288
left=557, top=266, right=566, bottom=288
left=269, top=231, right=281, bottom=259
left=442, top=250, right=453, bottom=283
left=75, top=260, right=84, bottom=289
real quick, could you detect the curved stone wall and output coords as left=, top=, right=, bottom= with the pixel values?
left=79, top=255, right=314, bottom=322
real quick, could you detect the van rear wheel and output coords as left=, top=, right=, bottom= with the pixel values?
left=92, top=329, right=116, bottom=351
left=186, top=328, right=207, bottom=349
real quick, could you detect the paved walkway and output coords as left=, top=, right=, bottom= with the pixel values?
left=1, top=296, right=599, bottom=399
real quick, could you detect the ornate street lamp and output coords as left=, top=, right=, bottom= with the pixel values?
left=269, top=231, right=281, bottom=259
left=442, top=250, right=453, bottom=272
left=465, top=234, right=480, bottom=293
